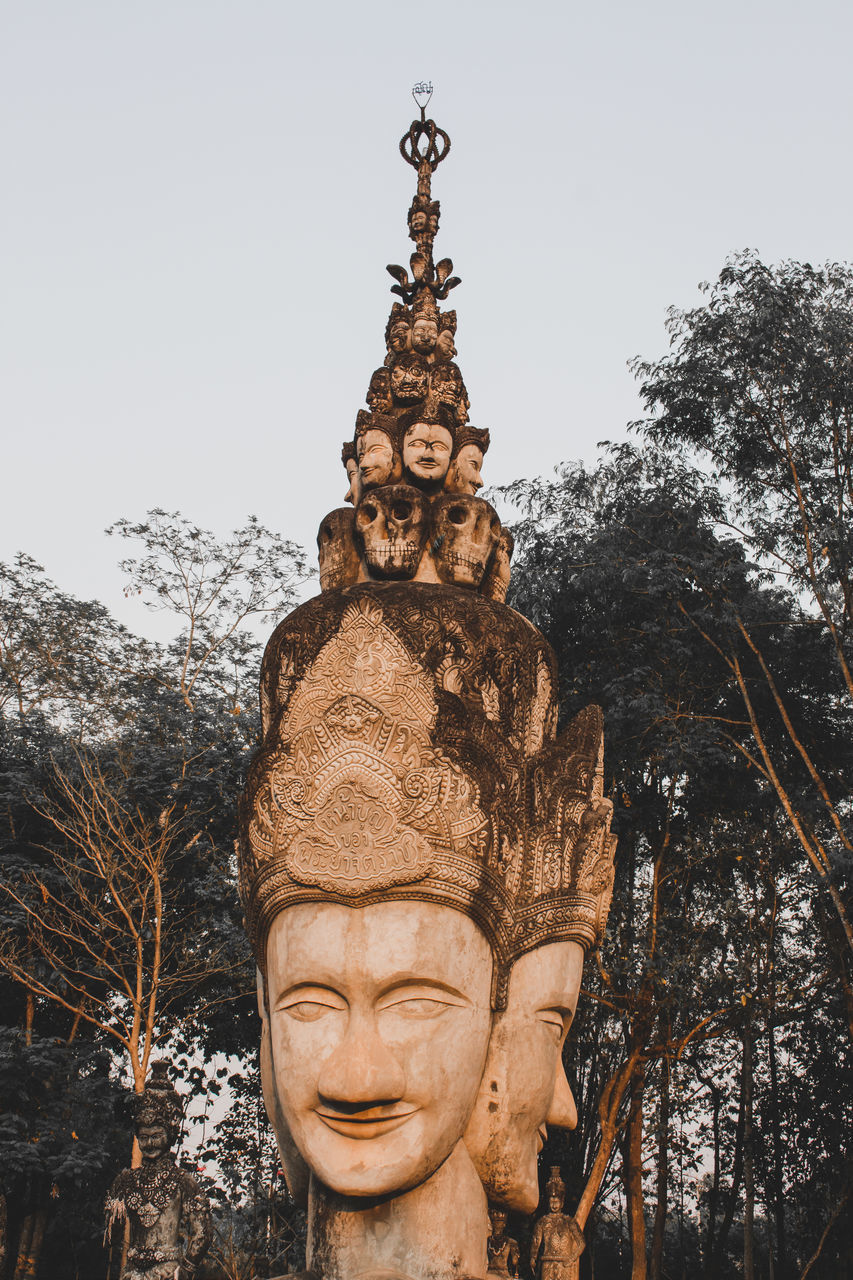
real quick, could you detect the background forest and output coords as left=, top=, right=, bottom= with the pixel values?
left=1, top=254, right=851, bottom=1280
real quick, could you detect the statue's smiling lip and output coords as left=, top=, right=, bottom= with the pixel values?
left=315, top=1104, right=419, bottom=1139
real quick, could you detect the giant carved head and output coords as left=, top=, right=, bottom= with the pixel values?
left=240, top=586, right=615, bottom=1207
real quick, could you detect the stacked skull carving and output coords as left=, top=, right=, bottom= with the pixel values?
left=318, top=191, right=512, bottom=600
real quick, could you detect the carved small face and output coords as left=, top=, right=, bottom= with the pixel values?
left=409, top=209, right=428, bottom=234
left=549, top=1190, right=564, bottom=1213
left=390, top=359, right=428, bottom=405
left=403, top=423, right=453, bottom=486
left=446, top=444, right=484, bottom=495
left=464, top=942, right=583, bottom=1212
left=357, top=429, right=398, bottom=489
left=343, top=457, right=363, bottom=507
left=411, top=318, right=438, bottom=355
left=431, top=364, right=463, bottom=410
left=317, top=508, right=361, bottom=593
left=388, top=322, right=411, bottom=354
left=431, top=495, right=501, bottom=588
left=435, top=328, right=456, bottom=361
left=137, top=1123, right=169, bottom=1162
left=265, top=901, right=493, bottom=1198
left=366, top=368, right=392, bottom=412
left=355, top=485, right=428, bottom=579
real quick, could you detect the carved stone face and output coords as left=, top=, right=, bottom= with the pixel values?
left=446, top=444, right=484, bottom=495
left=409, top=209, right=427, bottom=234
left=317, top=509, right=361, bottom=593
left=435, top=328, right=456, bottom=362
left=137, top=1123, right=170, bottom=1162
left=431, top=364, right=463, bottom=411
left=390, top=358, right=429, bottom=405
left=431, top=495, right=501, bottom=588
left=366, top=368, right=392, bottom=412
left=357, top=429, right=399, bottom=490
left=411, top=318, right=439, bottom=355
left=355, top=485, right=428, bottom=579
left=388, top=322, right=411, bottom=354
left=344, top=457, right=363, bottom=507
left=403, top=423, right=454, bottom=487
left=265, top=901, right=493, bottom=1198
left=464, top=942, right=583, bottom=1212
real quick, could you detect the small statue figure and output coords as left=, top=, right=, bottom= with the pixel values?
left=487, top=1206, right=520, bottom=1279
left=529, top=1167, right=585, bottom=1280
left=105, top=1061, right=212, bottom=1280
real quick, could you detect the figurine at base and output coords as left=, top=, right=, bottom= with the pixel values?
left=487, top=1207, right=519, bottom=1279
left=104, top=1061, right=212, bottom=1280
left=529, top=1168, right=585, bottom=1280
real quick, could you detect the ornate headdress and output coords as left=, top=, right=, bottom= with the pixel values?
left=129, top=1061, right=183, bottom=1139
left=240, top=590, right=615, bottom=1009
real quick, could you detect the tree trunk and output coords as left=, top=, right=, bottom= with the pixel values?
left=767, top=1001, right=788, bottom=1277
left=705, top=1063, right=746, bottom=1278
left=649, top=1056, right=670, bottom=1280
left=742, top=1022, right=755, bottom=1280
left=623, top=1064, right=647, bottom=1280
left=12, top=1206, right=46, bottom=1280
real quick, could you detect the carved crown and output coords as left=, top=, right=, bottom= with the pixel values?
left=240, top=587, right=615, bottom=1008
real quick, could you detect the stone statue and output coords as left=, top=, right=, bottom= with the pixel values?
left=241, top=89, right=617, bottom=1280
left=104, top=1062, right=212, bottom=1280
left=529, top=1168, right=585, bottom=1280
left=486, top=1207, right=520, bottom=1279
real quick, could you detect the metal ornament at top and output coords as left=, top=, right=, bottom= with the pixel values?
left=388, top=83, right=459, bottom=305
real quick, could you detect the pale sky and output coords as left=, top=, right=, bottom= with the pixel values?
left=3, top=0, right=852, bottom=639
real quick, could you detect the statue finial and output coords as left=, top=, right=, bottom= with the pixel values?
left=387, top=86, right=459, bottom=305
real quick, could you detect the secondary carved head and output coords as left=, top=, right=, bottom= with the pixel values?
left=464, top=941, right=583, bottom=1212
left=402, top=420, right=454, bottom=488
left=265, top=900, right=493, bottom=1198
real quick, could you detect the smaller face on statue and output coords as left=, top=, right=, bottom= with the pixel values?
left=357, top=429, right=399, bottom=489
left=446, top=445, right=484, bottom=495
left=435, top=328, right=457, bottom=362
left=137, top=1123, right=170, bottom=1162
left=390, top=358, right=429, bottom=405
left=464, top=942, right=583, bottom=1213
left=403, top=422, right=454, bottom=486
left=388, top=321, right=411, bottom=354
left=411, top=318, right=439, bottom=355
left=265, top=901, right=493, bottom=1198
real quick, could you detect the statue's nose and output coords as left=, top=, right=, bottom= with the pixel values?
left=317, top=1017, right=406, bottom=1106
left=546, top=1063, right=578, bottom=1131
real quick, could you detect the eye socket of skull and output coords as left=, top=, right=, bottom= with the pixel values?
left=354, top=485, right=428, bottom=581
left=430, top=495, right=502, bottom=590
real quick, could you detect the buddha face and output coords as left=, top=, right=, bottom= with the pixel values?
left=464, top=942, right=583, bottom=1212
left=403, top=423, right=454, bottom=486
left=357, top=429, right=398, bottom=489
left=265, top=901, right=493, bottom=1198
left=411, top=318, right=438, bottom=355
left=447, top=445, right=484, bottom=495
left=390, top=358, right=428, bottom=405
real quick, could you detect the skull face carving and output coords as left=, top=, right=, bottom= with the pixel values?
left=481, top=528, right=514, bottom=603
left=431, top=495, right=502, bottom=589
left=317, top=508, right=362, bottom=592
left=355, top=485, right=428, bottom=580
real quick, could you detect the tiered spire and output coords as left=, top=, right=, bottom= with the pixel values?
left=321, top=87, right=512, bottom=600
